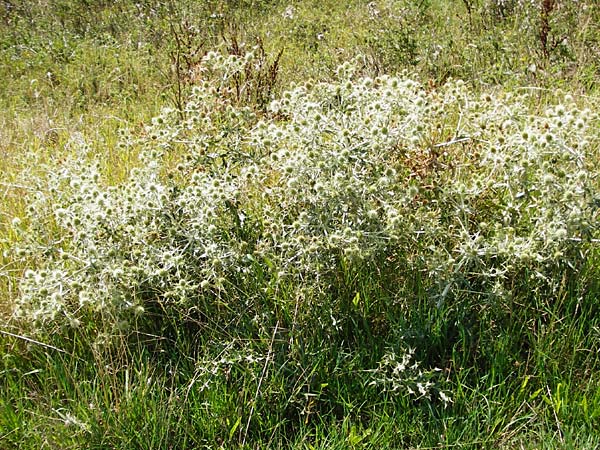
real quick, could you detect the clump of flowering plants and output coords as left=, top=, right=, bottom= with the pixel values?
left=7, top=52, right=598, bottom=405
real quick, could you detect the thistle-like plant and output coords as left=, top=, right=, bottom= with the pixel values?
left=8, top=53, right=598, bottom=405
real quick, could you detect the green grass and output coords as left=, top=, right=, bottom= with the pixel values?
left=1, top=0, right=600, bottom=448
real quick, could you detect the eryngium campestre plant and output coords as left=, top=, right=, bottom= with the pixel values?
left=8, top=53, right=598, bottom=402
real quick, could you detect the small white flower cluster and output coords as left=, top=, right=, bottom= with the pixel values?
left=10, top=55, right=598, bottom=335
left=282, top=5, right=295, bottom=20
left=190, top=342, right=267, bottom=393
left=369, top=347, right=452, bottom=406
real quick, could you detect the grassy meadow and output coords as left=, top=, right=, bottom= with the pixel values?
left=1, top=0, right=600, bottom=448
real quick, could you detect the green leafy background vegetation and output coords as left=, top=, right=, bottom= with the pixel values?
left=1, top=1, right=599, bottom=448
